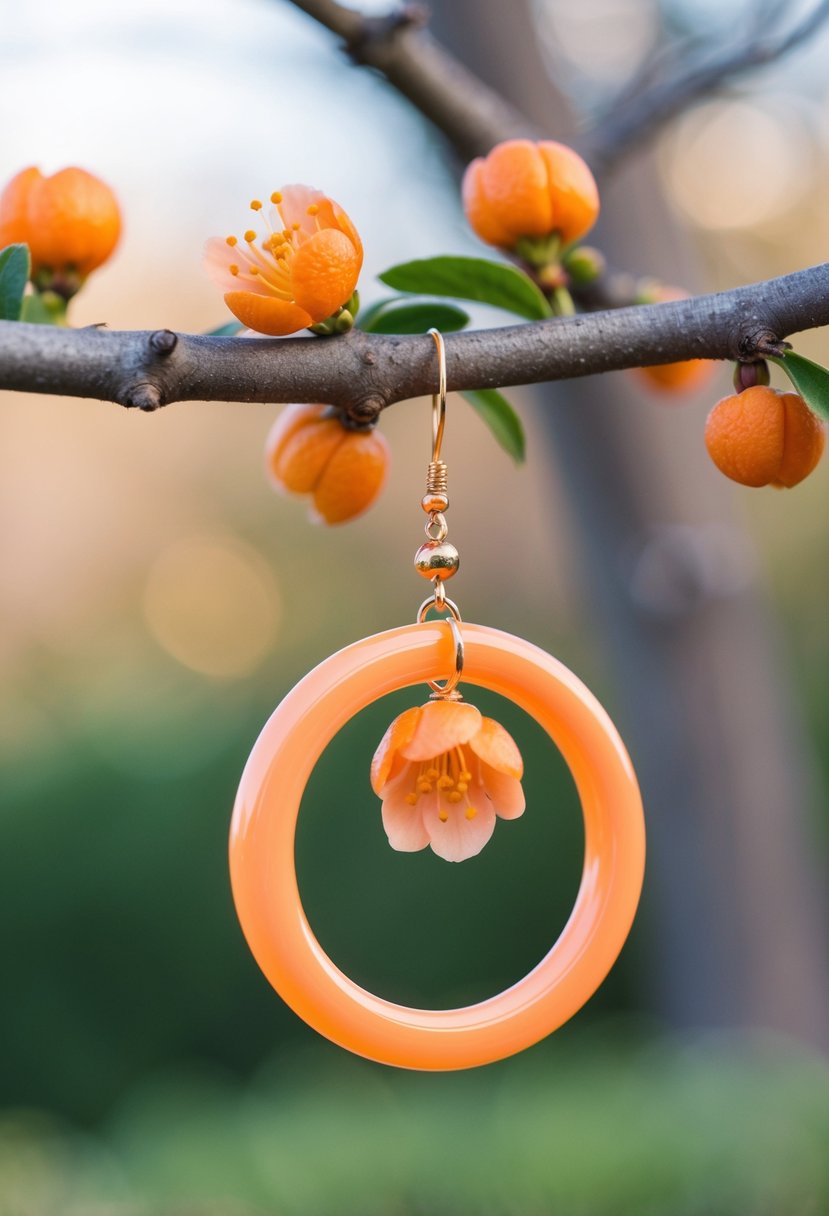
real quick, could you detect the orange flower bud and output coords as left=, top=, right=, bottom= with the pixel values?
left=462, top=138, right=599, bottom=251
left=704, top=386, right=825, bottom=488
left=205, top=185, right=363, bottom=336
left=0, top=165, right=121, bottom=278
left=265, top=404, right=389, bottom=524
left=635, top=358, right=715, bottom=394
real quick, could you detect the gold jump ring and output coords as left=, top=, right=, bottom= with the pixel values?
left=417, top=593, right=463, bottom=696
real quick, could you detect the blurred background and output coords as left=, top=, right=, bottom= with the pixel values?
left=2, top=0, right=829, bottom=1212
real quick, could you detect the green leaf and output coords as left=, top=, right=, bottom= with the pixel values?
left=768, top=351, right=829, bottom=422
left=358, top=297, right=470, bottom=334
left=204, top=320, right=245, bottom=336
left=461, top=389, right=526, bottom=464
left=20, top=290, right=66, bottom=325
left=379, top=256, right=553, bottom=321
left=0, top=243, right=30, bottom=321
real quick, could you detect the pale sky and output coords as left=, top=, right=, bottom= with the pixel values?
left=0, top=0, right=472, bottom=330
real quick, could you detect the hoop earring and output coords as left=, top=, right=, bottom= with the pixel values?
left=230, top=331, right=645, bottom=1069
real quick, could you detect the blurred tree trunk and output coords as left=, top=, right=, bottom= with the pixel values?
left=431, top=0, right=829, bottom=1047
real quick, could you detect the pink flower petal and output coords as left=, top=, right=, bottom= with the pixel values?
left=203, top=236, right=247, bottom=293
left=275, top=184, right=327, bottom=233
left=482, top=765, right=525, bottom=820
left=422, top=782, right=496, bottom=862
left=428, top=807, right=496, bottom=863
left=381, top=775, right=430, bottom=853
left=399, top=700, right=483, bottom=762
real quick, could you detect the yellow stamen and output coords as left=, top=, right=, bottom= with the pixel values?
left=437, top=775, right=453, bottom=790
left=426, top=768, right=440, bottom=780
left=232, top=237, right=293, bottom=287
left=250, top=199, right=263, bottom=211
left=459, top=769, right=472, bottom=782
left=292, top=222, right=301, bottom=231
left=456, top=782, right=468, bottom=794
left=439, top=810, right=449, bottom=823
left=236, top=267, right=292, bottom=299
left=448, top=791, right=462, bottom=804
left=405, top=793, right=418, bottom=806
left=307, top=204, right=319, bottom=216
left=264, top=236, right=290, bottom=269
left=465, top=806, right=477, bottom=820
left=417, top=780, right=432, bottom=794
left=229, top=264, right=239, bottom=275
left=244, top=229, right=257, bottom=243
left=271, top=191, right=282, bottom=204
left=226, top=235, right=238, bottom=247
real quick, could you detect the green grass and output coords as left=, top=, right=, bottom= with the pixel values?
left=1, top=1027, right=827, bottom=1216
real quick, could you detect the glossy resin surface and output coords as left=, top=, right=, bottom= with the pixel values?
left=230, top=622, right=645, bottom=1070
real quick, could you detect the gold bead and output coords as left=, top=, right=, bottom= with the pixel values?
left=421, top=491, right=449, bottom=513
left=414, top=540, right=460, bottom=580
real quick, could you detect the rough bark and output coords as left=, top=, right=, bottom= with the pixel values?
left=2, top=263, right=828, bottom=411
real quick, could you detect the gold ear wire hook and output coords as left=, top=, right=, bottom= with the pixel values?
left=425, top=329, right=448, bottom=499
left=429, top=328, right=447, bottom=465
left=415, top=329, right=462, bottom=696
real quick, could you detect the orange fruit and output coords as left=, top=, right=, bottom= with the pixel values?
left=265, top=404, right=389, bottom=524
left=634, top=358, right=715, bottom=394
left=0, top=167, right=40, bottom=250
left=704, top=386, right=825, bottom=488
left=0, top=165, right=121, bottom=276
left=461, top=138, right=599, bottom=251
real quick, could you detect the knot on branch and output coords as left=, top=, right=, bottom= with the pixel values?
left=149, top=329, right=178, bottom=355
left=345, top=4, right=428, bottom=62
left=123, top=382, right=163, bottom=412
left=733, top=325, right=789, bottom=362
left=344, top=394, right=384, bottom=426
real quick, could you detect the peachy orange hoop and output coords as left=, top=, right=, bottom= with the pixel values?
left=230, top=621, right=644, bottom=1070
left=229, top=331, right=645, bottom=1069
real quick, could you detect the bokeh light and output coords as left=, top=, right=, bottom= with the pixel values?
left=533, top=0, right=658, bottom=100
left=662, top=97, right=815, bottom=231
left=143, top=533, right=280, bottom=678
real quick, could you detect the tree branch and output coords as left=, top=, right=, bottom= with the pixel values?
left=2, top=0, right=828, bottom=411
left=289, top=0, right=539, bottom=159
left=580, top=0, right=829, bottom=177
left=2, top=262, right=827, bottom=411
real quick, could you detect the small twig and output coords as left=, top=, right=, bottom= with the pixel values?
left=581, top=0, right=829, bottom=176
left=288, top=0, right=536, bottom=159
left=344, top=3, right=428, bottom=61
left=2, top=263, right=828, bottom=411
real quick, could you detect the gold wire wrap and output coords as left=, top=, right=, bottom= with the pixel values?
left=426, top=459, right=448, bottom=496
